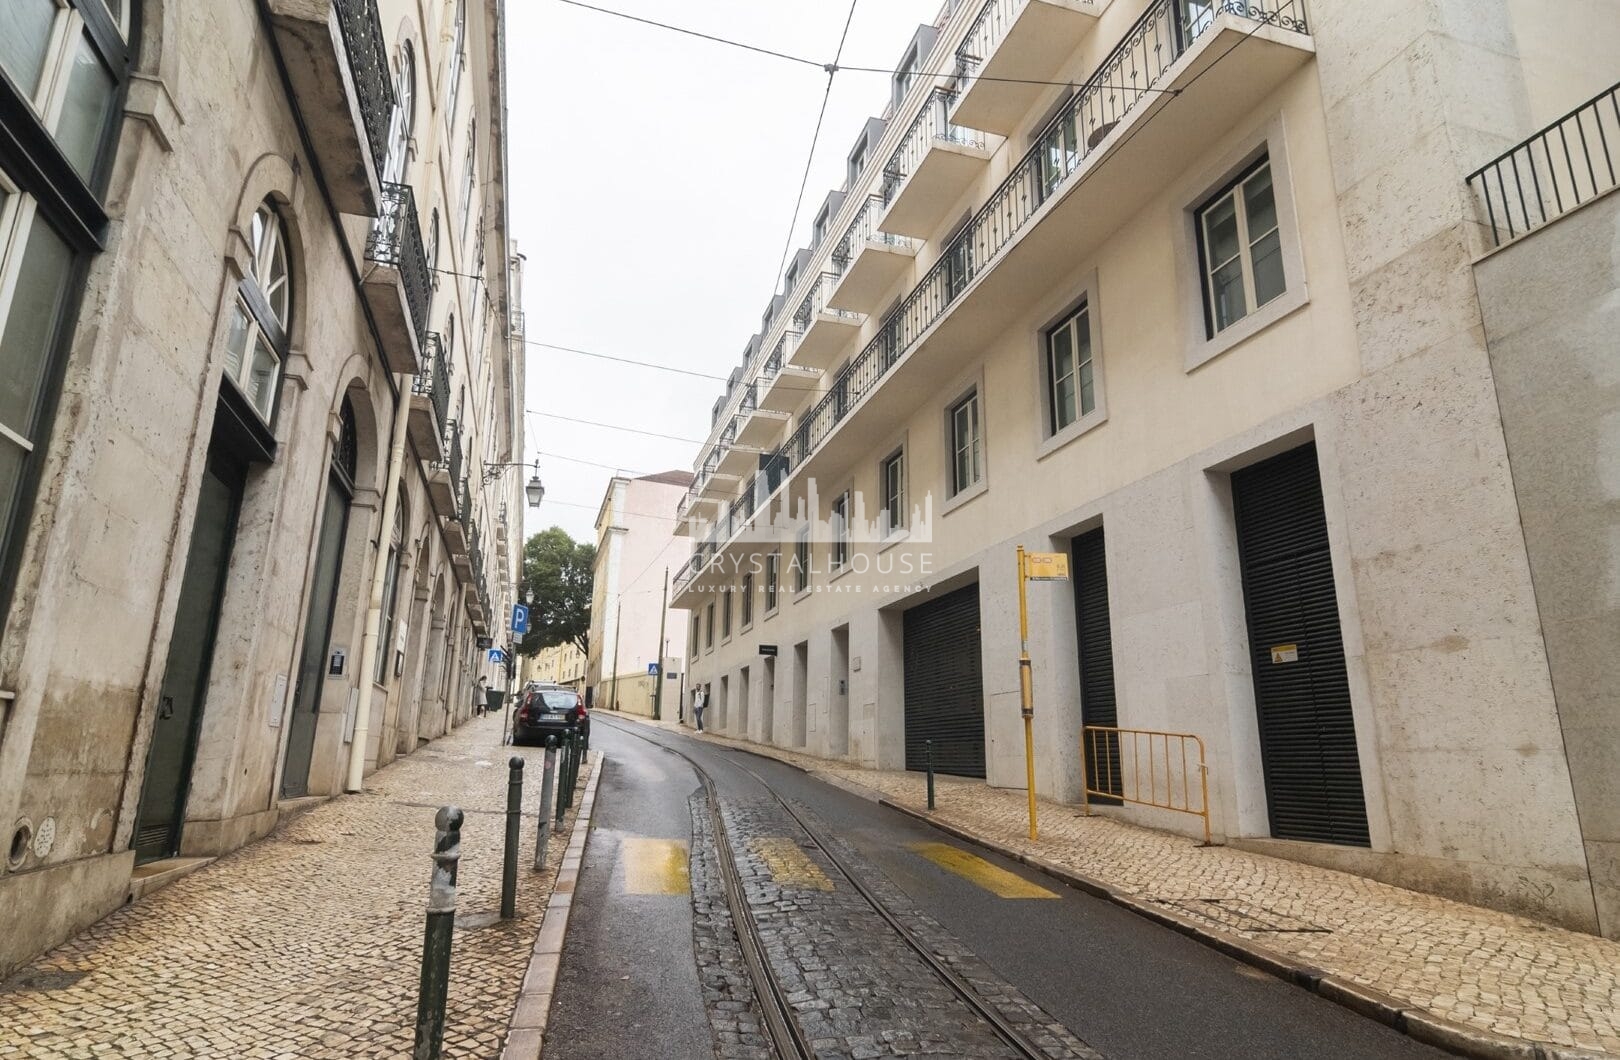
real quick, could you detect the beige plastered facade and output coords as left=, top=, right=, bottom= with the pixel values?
left=674, top=0, right=1620, bottom=937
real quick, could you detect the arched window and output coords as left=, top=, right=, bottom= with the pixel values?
left=459, top=114, right=477, bottom=246
left=427, top=207, right=441, bottom=290
left=1, top=0, right=139, bottom=621
left=223, top=201, right=292, bottom=424
left=383, top=41, right=415, bottom=186
left=334, top=397, right=359, bottom=491
left=445, top=0, right=466, bottom=123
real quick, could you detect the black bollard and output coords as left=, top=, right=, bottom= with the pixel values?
left=534, top=737, right=557, bottom=871
left=926, top=739, right=936, bottom=811
left=413, top=806, right=463, bottom=1060
left=563, top=732, right=577, bottom=811
left=554, top=734, right=568, bottom=828
left=501, top=757, right=523, bottom=919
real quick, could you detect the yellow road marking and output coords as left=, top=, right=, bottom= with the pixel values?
left=751, top=837, right=834, bottom=891
left=907, top=842, right=1058, bottom=899
left=621, top=837, right=690, bottom=895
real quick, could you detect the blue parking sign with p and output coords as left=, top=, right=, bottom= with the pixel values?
left=511, top=604, right=529, bottom=634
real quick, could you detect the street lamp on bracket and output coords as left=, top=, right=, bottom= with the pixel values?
left=483, top=459, right=546, bottom=508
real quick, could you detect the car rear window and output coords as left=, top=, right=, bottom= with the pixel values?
left=539, top=692, right=578, bottom=710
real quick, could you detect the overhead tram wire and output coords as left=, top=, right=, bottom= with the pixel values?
left=553, top=0, right=824, bottom=70
left=526, top=410, right=706, bottom=445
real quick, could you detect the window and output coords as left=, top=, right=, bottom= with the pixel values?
left=830, top=491, right=849, bottom=571
left=794, top=527, right=810, bottom=593
left=741, top=573, right=754, bottom=627
left=427, top=208, right=441, bottom=290
left=882, top=451, right=905, bottom=534
left=812, top=205, right=830, bottom=246
left=848, top=140, right=868, bottom=186
left=893, top=46, right=919, bottom=107
left=705, top=603, right=714, bottom=648
left=1036, top=111, right=1080, bottom=203
left=1045, top=303, right=1094, bottom=434
left=445, top=0, right=466, bottom=122
left=375, top=493, right=406, bottom=681
left=459, top=116, right=478, bottom=246
left=221, top=201, right=293, bottom=423
left=383, top=42, right=415, bottom=185
left=949, top=391, right=983, bottom=495
left=691, top=615, right=700, bottom=659
left=1196, top=158, right=1283, bottom=337
left=765, top=553, right=779, bottom=612
left=721, top=588, right=732, bottom=639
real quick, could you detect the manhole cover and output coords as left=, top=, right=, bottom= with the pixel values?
left=9, top=969, right=89, bottom=992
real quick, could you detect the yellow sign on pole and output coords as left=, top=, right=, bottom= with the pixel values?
left=1023, top=552, right=1070, bottom=581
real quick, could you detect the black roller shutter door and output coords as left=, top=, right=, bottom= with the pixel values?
left=1072, top=528, right=1121, bottom=802
left=903, top=583, right=986, bottom=778
left=1232, top=442, right=1370, bottom=847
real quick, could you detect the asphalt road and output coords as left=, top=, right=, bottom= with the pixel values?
left=559, top=716, right=1448, bottom=1060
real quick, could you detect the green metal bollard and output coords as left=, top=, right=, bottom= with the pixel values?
left=413, top=806, right=463, bottom=1060
left=501, top=757, right=523, bottom=919
left=553, top=734, right=567, bottom=828
left=534, top=737, right=556, bottom=871
left=926, top=739, right=936, bottom=812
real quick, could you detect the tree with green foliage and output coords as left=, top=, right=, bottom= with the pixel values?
left=516, top=527, right=595, bottom=657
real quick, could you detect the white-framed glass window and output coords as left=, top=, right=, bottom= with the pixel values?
left=382, top=41, right=415, bottom=186
left=830, top=491, right=849, bottom=572
left=375, top=493, right=405, bottom=682
left=893, top=45, right=919, bottom=107
left=741, top=572, right=754, bottom=627
left=459, top=115, right=477, bottom=246
left=2, top=0, right=126, bottom=181
left=1045, top=303, right=1094, bottom=434
left=882, top=450, right=905, bottom=534
left=765, top=552, right=779, bottom=612
left=222, top=200, right=292, bottom=424
left=794, top=526, right=810, bottom=593
left=445, top=0, right=466, bottom=123
left=1196, top=157, right=1284, bottom=338
left=949, top=391, right=982, bottom=496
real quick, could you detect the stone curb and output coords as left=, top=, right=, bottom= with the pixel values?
left=866, top=792, right=1615, bottom=1060
left=499, top=750, right=604, bottom=1060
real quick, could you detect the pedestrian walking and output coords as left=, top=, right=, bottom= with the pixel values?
left=692, top=687, right=706, bottom=733
left=473, top=675, right=487, bottom=718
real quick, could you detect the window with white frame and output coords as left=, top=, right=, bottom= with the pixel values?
left=383, top=41, right=415, bottom=185
left=741, top=572, right=754, bottom=627
left=222, top=201, right=293, bottom=424
left=765, top=552, right=779, bottom=611
left=830, top=491, right=849, bottom=571
left=1045, top=302, right=1094, bottom=434
left=882, top=450, right=905, bottom=534
left=3, top=0, right=128, bottom=181
left=893, top=45, right=919, bottom=107
left=794, top=526, right=810, bottom=593
left=949, top=391, right=982, bottom=496
left=445, top=0, right=466, bottom=124
left=1196, top=157, right=1284, bottom=337
left=459, top=116, right=477, bottom=246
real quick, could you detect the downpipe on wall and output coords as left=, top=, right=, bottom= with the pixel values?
left=346, top=372, right=412, bottom=793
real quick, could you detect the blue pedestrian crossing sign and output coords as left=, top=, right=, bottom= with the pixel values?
left=647, top=662, right=659, bottom=676
left=510, top=604, right=529, bottom=635
left=487, top=648, right=507, bottom=665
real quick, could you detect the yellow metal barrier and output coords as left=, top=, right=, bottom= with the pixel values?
left=1081, top=726, right=1211, bottom=846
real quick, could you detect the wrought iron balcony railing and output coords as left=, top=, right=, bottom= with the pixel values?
left=469, top=522, right=484, bottom=586
left=794, top=272, right=861, bottom=331
left=413, top=331, right=451, bottom=431
left=438, top=419, right=464, bottom=492
left=881, top=88, right=987, bottom=202
left=366, top=181, right=432, bottom=345
left=457, top=476, right=471, bottom=528
left=831, top=194, right=914, bottom=276
left=332, top=0, right=394, bottom=179
left=674, top=0, right=1312, bottom=594
left=1468, top=80, right=1620, bottom=248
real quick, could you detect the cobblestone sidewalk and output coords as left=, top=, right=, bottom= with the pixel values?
left=621, top=714, right=1620, bottom=1058
left=0, top=714, right=590, bottom=1059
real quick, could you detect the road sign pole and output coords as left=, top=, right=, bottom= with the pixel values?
left=1016, top=546, right=1038, bottom=842
left=653, top=567, right=669, bottom=721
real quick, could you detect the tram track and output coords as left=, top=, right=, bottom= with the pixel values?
left=596, top=715, right=1055, bottom=1060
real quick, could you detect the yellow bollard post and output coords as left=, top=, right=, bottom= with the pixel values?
left=1016, top=546, right=1038, bottom=842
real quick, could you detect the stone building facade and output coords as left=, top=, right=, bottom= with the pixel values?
left=0, top=0, right=525, bottom=974
left=672, top=0, right=1619, bottom=937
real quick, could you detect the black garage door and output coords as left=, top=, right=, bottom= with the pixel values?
left=903, top=583, right=985, bottom=778
left=1232, top=442, right=1370, bottom=847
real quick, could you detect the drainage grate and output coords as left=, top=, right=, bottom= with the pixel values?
left=1153, top=897, right=1330, bottom=933
left=9, top=968, right=89, bottom=992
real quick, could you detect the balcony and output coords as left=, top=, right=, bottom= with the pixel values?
left=736, top=384, right=789, bottom=448
left=448, top=496, right=472, bottom=572
left=878, top=88, right=994, bottom=239
left=266, top=0, right=391, bottom=214
left=362, top=182, right=431, bottom=374
left=792, top=273, right=864, bottom=371
left=715, top=417, right=764, bottom=479
left=758, top=340, right=820, bottom=414
left=827, top=195, right=919, bottom=314
left=951, top=0, right=1108, bottom=135
left=408, top=331, right=450, bottom=461
left=694, top=445, right=742, bottom=502
left=428, top=420, right=462, bottom=518
left=674, top=0, right=1312, bottom=603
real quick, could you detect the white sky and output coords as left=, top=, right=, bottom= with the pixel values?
left=509, top=0, right=946, bottom=544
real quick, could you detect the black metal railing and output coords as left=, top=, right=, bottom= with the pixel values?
left=882, top=88, right=986, bottom=202
left=673, top=0, right=1310, bottom=597
left=831, top=194, right=914, bottom=277
left=366, top=182, right=432, bottom=346
left=332, top=0, right=394, bottom=178
left=1467, top=80, right=1620, bottom=248
left=413, top=331, right=451, bottom=431
left=469, top=523, right=484, bottom=588
left=794, top=272, right=861, bottom=332
left=438, top=419, right=464, bottom=495
left=457, top=476, right=471, bottom=527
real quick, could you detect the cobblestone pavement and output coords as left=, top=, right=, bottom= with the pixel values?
left=624, top=715, right=1620, bottom=1056
left=0, top=714, right=592, bottom=1059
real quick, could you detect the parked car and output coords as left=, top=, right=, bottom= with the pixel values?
left=513, top=688, right=588, bottom=746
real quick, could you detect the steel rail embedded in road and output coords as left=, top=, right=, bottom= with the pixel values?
left=597, top=716, right=1054, bottom=1060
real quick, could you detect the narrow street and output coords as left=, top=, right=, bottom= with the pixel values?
left=560, top=715, right=1447, bottom=1060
